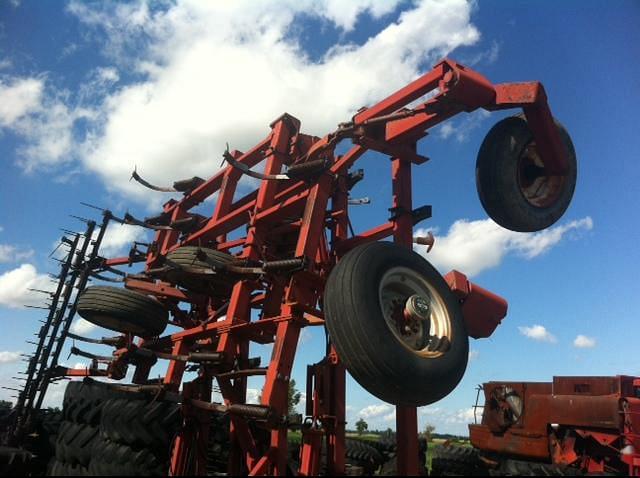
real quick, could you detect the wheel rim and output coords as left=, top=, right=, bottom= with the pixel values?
left=517, top=141, right=566, bottom=208
left=378, top=266, right=452, bottom=358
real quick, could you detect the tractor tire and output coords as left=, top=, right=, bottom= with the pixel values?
left=49, top=459, right=89, bottom=476
left=344, top=438, right=386, bottom=475
left=476, top=114, right=577, bottom=232
left=488, top=458, right=583, bottom=476
left=205, top=412, right=231, bottom=476
left=324, top=242, right=468, bottom=406
left=0, top=446, right=32, bottom=475
left=287, top=438, right=389, bottom=476
left=88, top=440, right=169, bottom=476
left=431, top=445, right=485, bottom=476
left=164, top=246, right=239, bottom=295
left=77, top=285, right=168, bottom=337
left=100, top=397, right=181, bottom=451
left=55, top=421, right=100, bottom=467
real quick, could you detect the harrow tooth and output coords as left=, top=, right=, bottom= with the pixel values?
left=27, top=288, right=54, bottom=296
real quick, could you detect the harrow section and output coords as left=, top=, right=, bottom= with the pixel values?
left=5, top=58, right=577, bottom=476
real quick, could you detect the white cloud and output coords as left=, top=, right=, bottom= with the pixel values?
left=359, top=403, right=394, bottom=419
left=518, top=324, right=557, bottom=343
left=0, top=74, right=94, bottom=172
left=0, top=77, right=44, bottom=127
left=468, top=349, right=479, bottom=361
left=0, top=351, right=21, bottom=364
left=436, top=109, right=490, bottom=142
left=99, top=223, right=147, bottom=257
left=54, top=0, right=480, bottom=201
left=70, top=318, right=98, bottom=335
left=573, top=334, right=596, bottom=348
left=246, top=388, right=261, bottom=404
left=0, top=264, right=53, bottom=309
left=446, top=407, right=476, bottom=424
left=416, top=217, right=593, bottom=277
left=0, top=244, right=35, bottom=263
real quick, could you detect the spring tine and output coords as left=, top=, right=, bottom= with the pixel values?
left=70, top=214, right=91, bottom=224
left=80, top=202, right=107, bottom=212
left=48, top=242, right=64, bottom=258
left=27, top=288, right=53, bottom=296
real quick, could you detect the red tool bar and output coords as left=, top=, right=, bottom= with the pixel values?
left=354, top=62, right=446, bottom=123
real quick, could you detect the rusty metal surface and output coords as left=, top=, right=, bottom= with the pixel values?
left=472, top=376, right=640, bottom=475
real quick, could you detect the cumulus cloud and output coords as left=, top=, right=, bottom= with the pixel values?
left=573, top=334, right=596, bottom=348
left=359, top=403, right=394, bottom=419
left=70, top=318, right=98, bottom=335
left=246, top=388, right=261, bottom=405
left=0, top=244, right=35, bottom=263
left=0, top=264, right=53, bottom=309
left=0, top=351, right=21, bottom=364
left=99, top=223, right=147, bottom=257
left=0, top=73, right=94, bottom=172
left=446, top=407, right=476, bottom=424
left=0, top=77, right=44, bottom=127
left=39, top=0, right=481, bottom=201
left=415, top=217, right=593, bottom=277
left=518, top=324, right=557, bottom=343
left=436, top=109, right=490, bottom=142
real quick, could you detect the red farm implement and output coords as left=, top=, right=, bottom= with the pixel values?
left=432, top=376, right=640, bottom=476
left=4, top=58, right=576, bottom=476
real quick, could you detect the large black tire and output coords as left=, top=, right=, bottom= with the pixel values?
left=324, top=242, right=468, bottom=406
left=206, top=412, right=231, bottom=475
left=344, top=438, right=385, bottom=475
left=488, top=458, right=583, bottom=476
left=431, top=445, right=485, bottom=476
left=88, top=440, right=169, bottom=476
left=49, top=459, right=89, bottom=476
left=164, top=246, right=239, bottom=295
left=476, top=114, right=577, bottom=232
left=77, top=286, right=168, bottom=336
left=0, top=446, right=32, bottom=475
left=55, top=421, right=100, bottom=466
left=100, top=398, right=181, bottom=451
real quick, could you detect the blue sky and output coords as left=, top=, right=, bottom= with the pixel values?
left=0, top=0, right=638, bottom=435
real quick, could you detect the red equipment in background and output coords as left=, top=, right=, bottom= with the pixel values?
left=469, top=376, right=640, bottom=476
left=40, top=58, right=576, bottom=475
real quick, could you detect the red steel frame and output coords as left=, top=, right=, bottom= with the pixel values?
left=85, top=58, right=566, bottom=475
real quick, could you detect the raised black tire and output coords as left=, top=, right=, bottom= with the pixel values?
left=77, top=286, right=168, bottom=336
left=49, top=459, right=89, bottom=476
left=431, top=445, right=484, bottom=476
left=164, top=246, right=239, bottom=295
left=55, top=421, right=100, bottom=467
left=100, top=398, right=181, bottom=450
left=88, top=440, right=168, bottom=476
left=324, top=242, right=468, bottom=406
left=476, top=114, right=577, bottom=232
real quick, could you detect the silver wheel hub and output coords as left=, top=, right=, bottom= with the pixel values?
left=378, top=267, right=453, bottom=358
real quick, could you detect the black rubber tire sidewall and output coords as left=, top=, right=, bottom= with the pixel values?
left=324, top=242, right=468, bottom=406
left=77, top=286, right=168, bottom=337
left=476, top=115, right=577, bottom=233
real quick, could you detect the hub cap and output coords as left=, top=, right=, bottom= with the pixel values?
left=378, top=267, right=452, bottom=358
